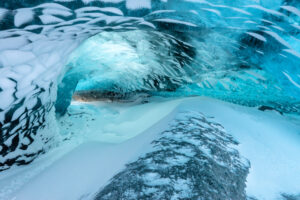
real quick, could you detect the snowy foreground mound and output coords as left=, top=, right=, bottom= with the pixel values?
left=95, top=110, right=249, bottom=200
left=0, top=97, right=300, bottom=200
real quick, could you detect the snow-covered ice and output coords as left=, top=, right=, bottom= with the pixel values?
left=0, top=97, right=299, bottom=200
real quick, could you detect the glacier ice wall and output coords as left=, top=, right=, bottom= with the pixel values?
left=0, top=0, right=300, bottom=171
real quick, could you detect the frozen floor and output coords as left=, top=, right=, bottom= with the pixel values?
left=0, top=97, right=299, bottom=200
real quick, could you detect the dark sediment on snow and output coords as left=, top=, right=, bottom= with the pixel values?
left=94, top=111, right=250, bottom=200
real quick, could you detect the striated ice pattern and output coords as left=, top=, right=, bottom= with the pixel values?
left=0, top=0, right=299, bottom=199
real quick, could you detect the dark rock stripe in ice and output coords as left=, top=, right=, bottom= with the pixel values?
left=94, top=111, right=249, bottom=200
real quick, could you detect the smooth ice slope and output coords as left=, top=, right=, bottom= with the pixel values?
left=0, top=97, right=299, bottom=200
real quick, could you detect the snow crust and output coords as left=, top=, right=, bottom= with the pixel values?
left=0, top=97, right=299, bottom=200
left=126, top=0, right=151, bottom=10
left=14, top=9, right=34, bottom=27
left=179, top=98, right=300, bottom=200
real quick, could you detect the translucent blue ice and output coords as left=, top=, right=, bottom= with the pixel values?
left=0, top=0, right=299, bottom=171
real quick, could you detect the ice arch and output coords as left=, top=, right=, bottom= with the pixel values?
left=0, top=0, right=204, bottom=171
left=55, top=30, right=197, bottom=116
left=0, top=0, right=300, bottom=171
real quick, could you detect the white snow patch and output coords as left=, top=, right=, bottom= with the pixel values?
left=138, top=21, right=156, bottom=29
left=42, top=8, right=73, bottom=17
left=281, top=6, right=300, bottom=17
left=0, top=50, right=36, bottom=67
left=0, top=36, right=29, bottom=51
left=246, top=32, right=267, bottom=42
left=0, top=98, right=181, bottom=200
left=263, top=30, right=291, bottom=48
left=99, top=7, right=124, bottom=16
left=0, top=89, right=15, bottom=110
left=14, top=9, right=34, bottom=27
left=75, top=6, right=123, bottom=16
left=0, top=97, right=299, bottom=200
left=201, top=8, right=222, bottom=16
left=179, top=97, right=300, bottom=200
left=126, top=0, right=151, bottom=10
left=39, top=14, right=65, bottom=24
left=283, top=48, right=300, bottom=59
left=153, top=18, right=197, bottom=27
left=35, top=3, right=71, bottom=11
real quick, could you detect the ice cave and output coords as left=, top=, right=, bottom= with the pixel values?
left=0, top=0, right=300, bottom=199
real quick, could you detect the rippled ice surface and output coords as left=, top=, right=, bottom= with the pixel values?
left=0, top=0, right=300, bottom=199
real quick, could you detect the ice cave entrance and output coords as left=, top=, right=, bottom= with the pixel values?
left=55, top=29, right=188, bottom=142
left=56, top=30, right=148, bottom=117
left=55, top=29, right=196, bottom=117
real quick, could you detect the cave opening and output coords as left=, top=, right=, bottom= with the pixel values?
left=1, top=0, right=300, bottom=199
left=54, top=28, right=200, bottom=114
left=54, top=29, right=198, bottom=143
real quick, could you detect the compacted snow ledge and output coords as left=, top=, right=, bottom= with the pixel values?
left=179, top=98, right=300, bottom=200
left=0, top=97, right=299, bottom=200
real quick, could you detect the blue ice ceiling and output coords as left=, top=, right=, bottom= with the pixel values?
left=0, top=0, right=300, bottom=171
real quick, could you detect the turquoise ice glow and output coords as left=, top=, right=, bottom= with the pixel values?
left=0, top=0, right=300, bottom=175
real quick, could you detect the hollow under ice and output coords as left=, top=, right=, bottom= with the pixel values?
left=0, top=0, right=300, bottom=199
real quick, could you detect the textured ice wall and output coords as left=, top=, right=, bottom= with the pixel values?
left=0, top=0, right=300, bottom=171
left=0, top=0, right=163, bottom=171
